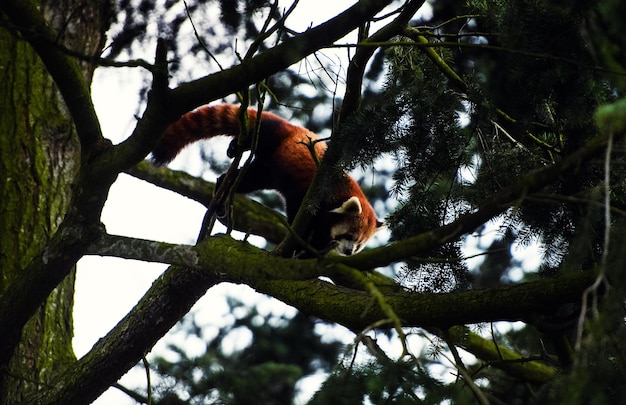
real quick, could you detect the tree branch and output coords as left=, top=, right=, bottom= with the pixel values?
left=37, top=232, right=594, bottom=404
left=339, top=0, right=426, bottom=125
left=31, top=261, right=221, bottom=405
left=91, top=0, right=396, bottom=188
left=94, top=38, right=171, bottom=176
left=126, top=161, right=289, bottom=244
left=167, top=0, right=395, bottom=117
left=332, top=129, right=618, bottom=270
left=88, top=232, right=562, bottom=385
left=85, top=234, right=200, bottom=268
left=278, top=0, right=426, bottom=255
left=449, top=326, right=558, bottom=385
left=252, top=266, right=596, bottom=331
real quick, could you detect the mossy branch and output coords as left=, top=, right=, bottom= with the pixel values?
left=83, top=232, right=597, bottom=331
left=460, top=327, right=558, bottom=384
left=74, top=231, right=589, bottom=401
left=84, top=231, right=568, bottom=389
left=333, top=263, right=409, bottom=354
left=126, top=161, right=288, bottom=244
left=441, top=330, right=490, bottom=405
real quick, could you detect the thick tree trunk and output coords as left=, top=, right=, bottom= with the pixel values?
left=0, top=1, right=110, bottom=402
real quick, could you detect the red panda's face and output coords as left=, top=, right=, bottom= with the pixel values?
left=328, top=196, right=380, bottom=255
left=330, top=223, right=364, bottom=255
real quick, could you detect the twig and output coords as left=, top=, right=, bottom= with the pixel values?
left=575, top=131, right=613, bottom=349
left=442, top=330, right=490, bottom=405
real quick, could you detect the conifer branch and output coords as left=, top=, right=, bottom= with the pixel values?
left=442, top=330, right=490, bottom=405
left=332, top=129, right=619, bottom=270
left=277, top=0, right=426, bottom=256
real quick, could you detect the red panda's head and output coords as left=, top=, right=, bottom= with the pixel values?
left=327, top=196, right=383, bottom=255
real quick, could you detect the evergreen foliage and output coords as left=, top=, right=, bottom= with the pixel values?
left=309, top=355, right=454, bottom=404
left=2, top=0, right=626, bottom=403
left=120, top=0, right=626, bottom=403
left=147, top=299, right=342, bottom=404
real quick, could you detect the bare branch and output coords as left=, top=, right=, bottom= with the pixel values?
left=167, top=0, right=397, bottom=117
left=86, top=234, right=200, bottom=268
left=126, top=161, right=289, bottom=244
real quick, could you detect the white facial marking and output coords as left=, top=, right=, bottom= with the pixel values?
left=330, top=223, right=350, bottom=240
left=329, top=197, right=368, bottom=255
left=330, top=223, right=366, bottom=255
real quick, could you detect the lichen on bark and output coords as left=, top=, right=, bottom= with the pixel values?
left=0, top=1, right=109, bottom=402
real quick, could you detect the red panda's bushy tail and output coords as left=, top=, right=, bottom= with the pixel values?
left=152, top=104, right=258, bottom=166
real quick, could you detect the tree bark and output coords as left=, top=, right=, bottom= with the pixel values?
left=0, top=1, right=110, bottom=402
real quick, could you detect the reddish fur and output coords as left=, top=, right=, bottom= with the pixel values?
left=153, top=104, right=379, bottom=252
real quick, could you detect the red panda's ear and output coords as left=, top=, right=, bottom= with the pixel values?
left=376, top=220, right=384, bottom=228
left=330, top=196, right=362, bottom=215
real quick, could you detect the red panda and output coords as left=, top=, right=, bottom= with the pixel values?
left=152, top=104, right=381, bottom=255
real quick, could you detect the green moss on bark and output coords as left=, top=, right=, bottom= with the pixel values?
left=0, top=8, right=82, bottom=403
